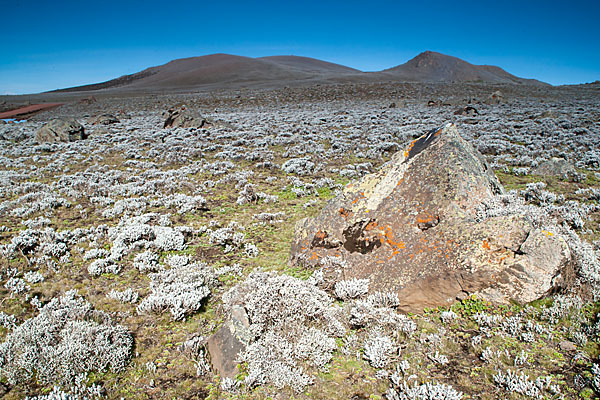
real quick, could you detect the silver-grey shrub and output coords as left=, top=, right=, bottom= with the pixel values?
left=0, top=290, right=132, bottom=385
left=136, top=257, right=215, bottom=320
left=224, top=271, right=345, bottom=392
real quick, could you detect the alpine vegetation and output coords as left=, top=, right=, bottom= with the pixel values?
left=223, top=271, right=345, bottom=392
left=0, top=290, right=132, bottom=385
left=137, top=255, right=216, bottom=320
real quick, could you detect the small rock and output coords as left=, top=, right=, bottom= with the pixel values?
left=454, top=106, right=479, bottom=116
left=487, top=90, right=504, bottom=104
left=559, top=340, right=577, bottom=352
left=91, top=113, right=119, bottom=125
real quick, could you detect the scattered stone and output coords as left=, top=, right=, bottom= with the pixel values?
left=291, top=123, right=571, bottom=312
left=91, top=113, right=119, bottom=125
left=559, top=340, right=577, bottom=352
left=532, top=157, right=576, bottom=180
left=35, top=118, right=87, bottom=143
left=454, top=106, right=479, bottom=116
left=79, top=96, right=97, bottom=105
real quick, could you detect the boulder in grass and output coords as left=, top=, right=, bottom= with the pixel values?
left=35, top=118, right=86, bottom=143
left=163, top=105, right=209, bottom=129
left=291, top=123, right=571, bottom=312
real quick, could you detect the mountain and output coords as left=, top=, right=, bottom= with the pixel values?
left=52, top=54, right=362, bottom=93
left=380, top=51, right=548, bottom=86
left=51, top=51, right=548, bottom=93
left=258, top=55, right=361, bottom=74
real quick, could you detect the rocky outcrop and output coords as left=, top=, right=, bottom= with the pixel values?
left=290, top=123, right=571, bottom=312
left=35, top=118, right=86, bottom=143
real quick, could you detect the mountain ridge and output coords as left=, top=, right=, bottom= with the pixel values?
left=50, top=51, right=549, bottom=93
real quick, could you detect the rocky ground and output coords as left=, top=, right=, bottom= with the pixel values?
left=0, top=82, right=599, bottom=399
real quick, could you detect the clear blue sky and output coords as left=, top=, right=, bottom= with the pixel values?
left=1, top=0, right=599, bottom=94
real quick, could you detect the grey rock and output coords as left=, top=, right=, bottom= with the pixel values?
left=91, top=113, right=119, bottom=125
left=559, top=340, right=577, bottom=352
left=35, top=118, right=86, bottom=143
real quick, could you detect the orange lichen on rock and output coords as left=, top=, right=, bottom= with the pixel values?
left=404, top=139, right=418, bottom=158
left=339, top=207, right=351, bottom=219
left=351, top=192, right=366, bottom=204
left=416, top=215, right=434, bottom=224
left=482, top=240, right=491, bottom=250
left=314, top=230, right=327, bottom=240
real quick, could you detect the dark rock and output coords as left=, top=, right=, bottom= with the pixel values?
left=79, top=96, right=97, bottom=105
left=389, top=102, right=396, bottom=108
left=454, top=106, right=479, bottom=116
left=291, top=123, right=571, bottom=312
left=35, top=118, right=86, bottom=143
left=163, top=105, right=209, bottom=129
left=91, top=113, right=119, bottom=125
left=532, top=157, right=576, bottom=180
left=206, top=305, right=251, bottom=378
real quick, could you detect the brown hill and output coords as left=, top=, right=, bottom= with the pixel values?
left=50, top=51, right=548, bottom=93
left=379, top=51, right=548, bottom=86
left=52, top=54, right=361, bottom=93
left=258, top=55, right=361, bottom=75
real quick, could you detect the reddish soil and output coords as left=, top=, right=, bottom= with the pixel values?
left=0, top=103, right=64, bottom=119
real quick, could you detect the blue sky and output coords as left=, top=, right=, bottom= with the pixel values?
left=1, top=0, right=599, bottom=94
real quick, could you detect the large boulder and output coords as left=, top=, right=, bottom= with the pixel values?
left=163, top=105, right=208, bottom=129
left=35, top=118, right=86, bottom=143
left=291, top=123, right=571, bottom=312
